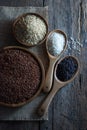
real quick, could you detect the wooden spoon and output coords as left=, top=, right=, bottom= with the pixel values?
left=38, top=56, right=79, bottom=116
left=43, top=29, right=67, bottom=93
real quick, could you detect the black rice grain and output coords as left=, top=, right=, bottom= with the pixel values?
left=0, top=48, right=41, bottom=104
left=56, top=57, right=78, bottom=81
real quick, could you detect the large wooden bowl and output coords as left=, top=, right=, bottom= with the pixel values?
left=13, top=13, right=48, bottom=47
left=0, top=46, right=45, bottom=107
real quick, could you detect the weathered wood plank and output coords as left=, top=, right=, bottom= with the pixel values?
left=51, top=0, right=87, bottom=130
left=0, top=0, right=43, bottom=7
left=0, top=121, right=39, bottom=130
left=80, top=0, right=87, bottom=48
left=78, top=0, right=87, bottom=129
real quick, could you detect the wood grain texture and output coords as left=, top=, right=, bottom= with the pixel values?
left=0, top=0, right=43, bottom=7
left=80, top=48, right=87, bottom=129
left=0, top=0, right=87, bottom=130
left=52, top=0, right=82, bottom=129
left=0, top=121, right=39, bottom=130
left=78, top=0, right=87, bottom=129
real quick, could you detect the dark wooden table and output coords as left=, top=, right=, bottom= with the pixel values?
left=0, top=0, right=87, bottom=130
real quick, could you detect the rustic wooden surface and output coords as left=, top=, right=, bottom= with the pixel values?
left=0, top=0, right=87, bottom=130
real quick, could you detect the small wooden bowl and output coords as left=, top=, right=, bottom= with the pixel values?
left=0, top=46, right=45, bottom=107
left=13, top=13, right=48, bottom=47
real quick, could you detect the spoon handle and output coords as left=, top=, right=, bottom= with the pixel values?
left=38, top=79, right=63, bottom=116
left=43, top=59, right=55, bottom=93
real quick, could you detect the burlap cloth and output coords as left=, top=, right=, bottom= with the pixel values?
left=0, top=6, right=49, bottom=121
